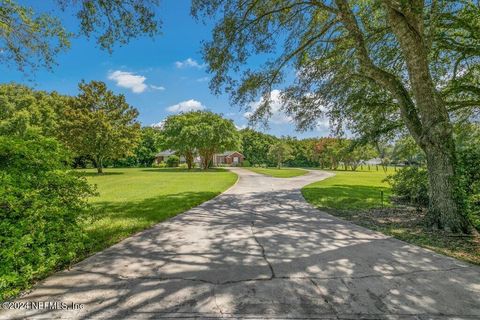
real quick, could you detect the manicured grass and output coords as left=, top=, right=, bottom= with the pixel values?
left=302, top=168, right=392, bottom=210
left=302, top=167, right=480, bottom=265
left=247, top=167, right=308, bottom=178
left=81, top=167, right=237, bottom=253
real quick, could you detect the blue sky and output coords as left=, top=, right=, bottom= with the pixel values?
left=0, top=1, right=331, bottom=138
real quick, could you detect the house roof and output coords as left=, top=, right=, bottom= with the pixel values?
left=216, top=151, right=244, bottom=157
left=155, top=150, right=176, bottom=157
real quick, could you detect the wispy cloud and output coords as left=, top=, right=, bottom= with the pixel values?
left=196, top=76, right=210, bottom=82
left=175, top=58, right=205, bottom=69
left=166, top=99, right=205, bottom=113
left=150, top=85, right=165, bottom=91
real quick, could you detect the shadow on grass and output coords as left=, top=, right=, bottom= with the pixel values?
left=141, top=168, right=228, bottom=173
left=302, top=184, right=390, bottom=210
left=84, top=191, right=218, bottom=253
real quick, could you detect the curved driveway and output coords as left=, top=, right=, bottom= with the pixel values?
left=2, top=168, right=480, bottom=319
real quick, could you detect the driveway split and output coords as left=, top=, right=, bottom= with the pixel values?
left=2, top=168, right=479, bottom=319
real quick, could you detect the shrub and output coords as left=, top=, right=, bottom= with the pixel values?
left=386, top=166, right=429, bottom=206
left=152, top=161, right=166, bottom=168
left=242, top=160, right=251, bottom=167
left=179, top=163, right=188, bottom=169
left=166, top=155, right=179, bottom=167
left=0, top=135, right=95, bottom=300
left=458, top=145, right=480, bottom=230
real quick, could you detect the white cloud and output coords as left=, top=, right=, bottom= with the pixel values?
left=235, top=124, right=247, bottom=130
left=196, top=77, right=210, bottom=82
left=245, top=90, right=292, bottom=124
left=151, top=121, right=165, bottom=129
left=166, top=99, right=205, bottom=113
left=150, top=85, right=165, bottom=91
left=175, top=58, right=205, bottom=69
left=108, top=70, right=148, bottom=93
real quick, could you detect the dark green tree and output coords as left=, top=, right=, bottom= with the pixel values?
left=163, top=111, right=240, bottom=170
left=239, top=128, right=278, bottom=166
left=60, top=81, right=141, bottom=173
left=268, top=141, right=293, bottom=169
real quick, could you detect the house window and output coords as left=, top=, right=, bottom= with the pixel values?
left=233, top=157, right=239, bottom=163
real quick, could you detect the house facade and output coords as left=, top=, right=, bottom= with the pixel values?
left=213, top=151, right=245, bottom=166
left=155, top=150, right=245, bottom=167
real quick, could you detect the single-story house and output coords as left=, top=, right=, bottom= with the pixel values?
left=154, top=150, right=186, bottom=164
left=213, top=151, right=245, bottom=166
left=155, top=150, right=245, bottom=167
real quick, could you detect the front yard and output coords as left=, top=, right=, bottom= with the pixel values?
left=302, top=168, right=480, bottom=265
left=82, top=168, right=238, bottom=253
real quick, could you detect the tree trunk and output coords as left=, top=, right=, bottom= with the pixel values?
left=185, top=151, right=194, bottom=170
left=423, top=142, right=467, bottom=232
left=97, top=157, right=103, bottom=174
left=383, top=5, right=468, bottom=232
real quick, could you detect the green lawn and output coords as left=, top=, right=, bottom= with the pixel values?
left=247, top=167, right=308, bottom=178
left=81, top=167, right=237, bottom=253
left=302, top=168, right=392, bottom=210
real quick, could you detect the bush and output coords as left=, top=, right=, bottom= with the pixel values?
left=152, top=161, right=166, bottom=168
left=242, top=160, right=251, bottom=167
left=166, top=155, right=179, bottom=167
left=179, top=163, right=188, bottom=169
left=0, top=135, right=95, bottom=300
left=458, top=145, right=480, bottom=230
left=386, top=166, right=429, bottom=206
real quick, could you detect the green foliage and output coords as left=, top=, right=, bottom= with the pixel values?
left=268, top=141, right=293, bottom=169
left=239, top=129, right=278, bottom=166
left=1, top=0, right=160, bottom=72
left=0, top=134, right=95, bottom=300
left=457, top=130, right=480, bottom=230
left=386, top=167, right=430, bottom=206
left=0, top=83, right=68, bottom=137
left=166, top=155, right=180, bottom=167
left=162, top=111, right=240, bottom=169
left=60, top=81, right=141, bottom=173
left=392, top=136, right=426, bottom=165
left=135, top=127, right=163, bottom=167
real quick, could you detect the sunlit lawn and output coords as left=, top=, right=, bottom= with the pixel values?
left=81, top=167, right=237, bottom=253
left=302, top=167, right=394, bottom=210
left=247, top=167, right=308, bottom=178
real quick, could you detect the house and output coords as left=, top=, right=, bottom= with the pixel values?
left=154, top=150, right=185, bottom=164
left=155, top=150, right=245, bottom=167
left=213, top=151, right=245, bottom=166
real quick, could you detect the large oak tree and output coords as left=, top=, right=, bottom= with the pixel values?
left=162, top=111, right=240, bottom=170
left=193, top=0, right=480, bottom=232
left=60, top=81, right=140, bottom=173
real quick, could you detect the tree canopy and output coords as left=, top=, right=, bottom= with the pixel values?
left=193, top=0, right=480, bottom=232
left=60, top=80, right=141, bottom=173
left=162, top=111, right=240, bottom=169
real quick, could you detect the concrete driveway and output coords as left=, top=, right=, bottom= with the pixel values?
left=2, top=168, right=479, bottom=319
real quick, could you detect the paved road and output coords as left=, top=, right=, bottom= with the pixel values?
left=2, top=168, right=480, bottom=319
